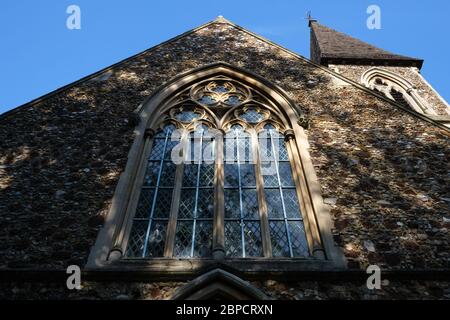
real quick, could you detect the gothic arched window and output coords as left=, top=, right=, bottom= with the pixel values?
left=88, top=65, right=344, bottom=272
left=362, top=68, right=436, bottom=115
left=125, top=77, right=309, bottom=259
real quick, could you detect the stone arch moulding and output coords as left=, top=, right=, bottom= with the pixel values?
left=171, top=269, right=269, bottom=300
left=86, top=62, right=347, bottom=273
left=361, top=67, right=435, bottom=115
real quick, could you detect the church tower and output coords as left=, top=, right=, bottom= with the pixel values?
left=309, top=20, right=450, bottom=127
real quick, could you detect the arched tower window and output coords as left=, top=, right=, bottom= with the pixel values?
left=362, top=68, right=436, bottom=115
left=389, top=88, right=409, bottom=107
left=87, top=64, right=345, bottom=272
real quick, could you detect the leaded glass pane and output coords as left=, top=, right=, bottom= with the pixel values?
left=244, top=222, right=263, bottom=257
left=159, top=161, right=176, bottom=187
left=240, top=164, right=256, bottom=186
left=149, top=139, right=166, bottom=160
left=199, top=164, right=215, bottom=187
left=239, top=109, right=265, bottom=123
left=194, top=221, right=213, bottom=258
left=224, top=95, right=241, bottom=106
left=259, top=137, right=274, bottom=162
left=178, top=189, right=196, bottom=219
left=143, top=161, right=161, bottom=186
left=182, top=164, right=198, bottom=186
left=283, top=189, right=302, bottom=219
left=175, top=110, right=201, bottom=122
left=173, top=221, right=193, bottom=258
left=153, top=189, right=173, bottom=218
left=224, top=138, right=237, bottom=162
left=144, top=220, right=168, bottom=258
left=197, top=189, right=214, bottom=219
left=212, top=84, right=229, bottom=93
left=278, top=162, right=295, bottom=187
left=135, top=188, right=155, bottom=218
left=269, top=221, right=290, bottom=258
left=265, top=189, right=284, bottom=218
left=199, top=95, right=216, bottom=105
left=224, top=189, right=240, bottom=219
left=288, top=221, right=309, bottom=257
left=165, top=140, right=180, bottom=160
left=237, top=137, right=253, bottom=162
left=242, top=189, right=259, bottom=219
left=126, top=220, right=148, bottom=257
left=278, top=139, right=289, bottom=161
left=202, top=139, right=215, bottom=163
left=263, top=170, right=279, bottom=187
left=225, top=221, right=242, bottom=257
left=224, top=164, right=239, bottom=187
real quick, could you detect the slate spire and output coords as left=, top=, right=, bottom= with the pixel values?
left=309, top=21, right=423, bottom=69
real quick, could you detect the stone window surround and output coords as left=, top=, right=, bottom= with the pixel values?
left=361, top=67, right=436, bottom=115
left=86, top=63, right=346, bottom=274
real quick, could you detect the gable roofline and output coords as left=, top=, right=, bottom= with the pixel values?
left=1, top=17, right=448, bottom=133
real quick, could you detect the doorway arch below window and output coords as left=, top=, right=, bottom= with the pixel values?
left=86, top=62, right=346, bottom=273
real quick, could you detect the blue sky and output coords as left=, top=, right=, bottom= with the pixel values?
left=1, top=0, right=449, bottom=114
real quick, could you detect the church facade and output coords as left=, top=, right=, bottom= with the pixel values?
left=1, top=17, right=449, bottom=300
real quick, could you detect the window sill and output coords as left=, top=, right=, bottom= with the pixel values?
left=87, top=258, right=340, bottom=281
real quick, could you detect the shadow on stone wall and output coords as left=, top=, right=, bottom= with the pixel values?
left=0, top=23, right=448, bottom=277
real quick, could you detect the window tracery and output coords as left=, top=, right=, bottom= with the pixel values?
left=126, top=77, right=310, bottom=259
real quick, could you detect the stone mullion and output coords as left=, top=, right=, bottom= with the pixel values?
left=164, top=134, right=186, bottom=258
left=252, top=131, right=272, bottom=258
left=213, top=130, right=225, bottom=260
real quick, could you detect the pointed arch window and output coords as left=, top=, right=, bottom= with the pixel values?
left=363, top=68, right=436, bottom=115
left=88, top=67, right=345, bottom=273
left=124, top=78, right=312, bottom=260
